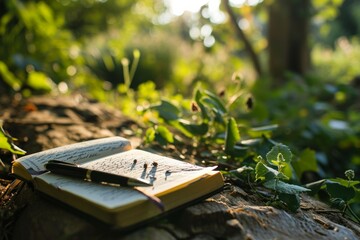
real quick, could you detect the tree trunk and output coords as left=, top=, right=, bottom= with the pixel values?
left=268, top=0, right=311, bottom=84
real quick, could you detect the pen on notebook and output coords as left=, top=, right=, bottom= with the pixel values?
left=44, top=160, right=152, bottom=187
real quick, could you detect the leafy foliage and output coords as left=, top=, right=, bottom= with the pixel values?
left=305, top=170, right=360, bottom=222
left=0, top=121, right=26, bottom=155
left=142, top=85, right=316, bottom=211
left=255, top=145, right=310, bottom=211
left=224, top=117, right=241, bottom=155
left=0, top=0, right=359, bottom=218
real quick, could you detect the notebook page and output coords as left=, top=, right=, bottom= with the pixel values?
left=17, top=137, right=131, bottom=174
left=35, top=173, right=147, bottom=209
left=35, top=149, right=215, bottom=209
left=82, top=149, right=216, bottom=195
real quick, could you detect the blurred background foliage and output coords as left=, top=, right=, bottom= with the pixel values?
left=1, top=0, right=360, bottom=183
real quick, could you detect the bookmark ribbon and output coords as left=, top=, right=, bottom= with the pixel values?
left=134, top=188, right=165, bottom=212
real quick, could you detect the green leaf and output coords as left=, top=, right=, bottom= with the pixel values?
left=0, top=61, right=22, bottom=91
left=202, top=90, right=227, bottom=114
left=266, top=144, right=292, bottom=165
left=224, top=117, right=240, bottom=154
left=282, top=162, right=293, bottom=180
left=349, top=188, right=360, bottom=204
left=305, top=179, right=326, bottom=195
left=328, top=178, right=360, bottom=188
left=27, top=71, right=53, bottom=92
left=145, top=127, right=156, bottom=143
left=156, top=125, right=174, bottom=144
left=255, top=162, right=286, bottom=181
left=201, top=96, right=226, bottom=115
left=201, top=97, right=225, bottom=123
left=0, top=121, right=26, bottom=155
left=255, top=162, right=273, bottom=181
left=279, top=193, right=300, bottom=212
left=150, top=100, right=180, bottom=121
left=325, top=181, right=355, bottom=202
left=292, top=148, right=318, bottom=179
left=264, top=179, right=310, bottom=194
left=194, top=88, right=227, bottom=122
left=175, top=120, right=209, bottom=137
left=195, top=89, right=210, bottom=120
left=330, top=198, right=346, bottom=210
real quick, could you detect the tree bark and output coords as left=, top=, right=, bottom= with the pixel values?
left=268, top=0, right=311, bottom=84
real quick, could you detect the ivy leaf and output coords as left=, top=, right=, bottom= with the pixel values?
left=349, top=188, right=360, bottom=204
left=264, top=179, right=310, bottom=194
left=154, top=125, right=174, bottom=145
left=194, top=89, right=226, bottom=123
left=328, top=178, right=360, bottom=188
left=201, top=96, right=226, bottom=123
left=279, top=193, right=300, bottom=212
left=255, top=162, right=274, bottom=181
left=281, top=162, right=293, bottom=180
left=195, top=89, right=210, bottom=120
left=145, top=127, right=156, bottom=143
left=0, top=120, right=26, bottom=155
left=224, top=117, right=240, bottom=154
left=157, top=125, right=174, bottom=143
left=305, top=179, right=326, bottom=195
left=174, top=120, right=209, bottom=137
left=266, top=144, right=292, bottom=165
left=202, top=90, right=227, bottom=115
left=150, top=100, right=180, bottom=121
left=330, top=198, right=346, bottom=210
left=325, top=181, right=355, bottom=202
left=255, top=162, right=287, bottom=181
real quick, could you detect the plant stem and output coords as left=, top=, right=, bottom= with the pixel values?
left=274, top=178, right=279, bottom=200
left=130, top=50, right=140, bottom=81
left=346, top=204, right=360, bottom=223
left=121, top=59, right=130, bottom=90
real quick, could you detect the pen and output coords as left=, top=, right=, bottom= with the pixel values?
left=44, top=160, right=152, bottom=187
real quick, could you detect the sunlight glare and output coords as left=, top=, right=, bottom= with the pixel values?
left=165, top=0, right=209, bottom=16
left=230, top=0, right=263, bottom=7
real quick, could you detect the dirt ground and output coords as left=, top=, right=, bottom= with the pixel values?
left=1, top=94, right=360, bottom=240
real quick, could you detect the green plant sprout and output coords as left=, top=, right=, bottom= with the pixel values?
left=328, top=170, right=360, bottom=222
left=142, top=85, right=314, bottom=212
left=115, top=49, right=162, bottom=118
left=125, top=78, right=360, bottom=215
left=0, top=120, right=26, bottom=156
left=120, top=49, right=141, bottom=95
left=306, top=169, right=360, bottom=223
left=143, top=87, right=229, bottom=148
left=0, top=121, right=26, bottom=174
left=119, top=49, right=141, bottom=99
left=142, top=84, right=273, bottom=159
left=255, top=144, right=310, bottom=212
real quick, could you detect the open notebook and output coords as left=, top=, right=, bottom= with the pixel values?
left=11, top=137, right=224, bottom=228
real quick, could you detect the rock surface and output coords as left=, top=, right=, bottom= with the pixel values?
left=1, top=95, right=359, bottom=240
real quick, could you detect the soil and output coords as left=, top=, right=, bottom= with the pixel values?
left=1, top=94, right=360, bottom=240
